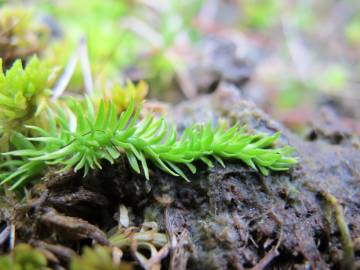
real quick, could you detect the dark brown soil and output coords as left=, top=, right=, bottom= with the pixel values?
left=1, top=86, right=359, bottom=270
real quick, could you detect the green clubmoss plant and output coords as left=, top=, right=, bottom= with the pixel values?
left=0, top=131, right=48, bottom=190
left=2, top=98, right=297, bottom=189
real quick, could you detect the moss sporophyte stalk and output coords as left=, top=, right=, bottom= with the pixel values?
left=1, top=95, right=297, bottom=189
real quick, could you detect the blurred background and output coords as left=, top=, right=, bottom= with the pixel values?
left=1, top=0, right=359, bottom=135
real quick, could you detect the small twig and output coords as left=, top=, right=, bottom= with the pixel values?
left=0, top=225, right=10, bottom=247
left=79, top=37, right=94, bottom=96
left=52, top=37, right=93, bottom=100
left=320, top=191, right=355, bottom=270
left=29, top=189, right=49, bottom=209
left=51, top=48, right=79, bottom=100
left=9, top=223, right=15, bottom=250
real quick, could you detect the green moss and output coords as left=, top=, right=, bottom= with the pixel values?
left=0, top=57, right=51, bottom=130
left=70, top=246, right=122, bottom=270
left=0, top=244, right=49, bottom=270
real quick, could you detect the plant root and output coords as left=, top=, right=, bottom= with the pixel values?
left=320, top=191, right=355, bottom=270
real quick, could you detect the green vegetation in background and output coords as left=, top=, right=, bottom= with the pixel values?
left=346, top=13, right=360, bottom=44
left=0, top=7, right=49, bottom=68
left=239, top=0, right=317, bottom=31
left=0, top=0, right=205, bottom=93
left=289, top=1, right=315, bottom=30
left=277, top=79, right=310, bottom=109
left=38, top=0, right=204, bottom=90
left=95, top=80, right=148, bottom=114
left=122, top=0, right=205, bottom=89
left=158, top=0, right=204, bottom=45
left=276, top=64, right=348, bottom=110
left=39, top=0, right=136, bottom=86
left=239, top=0, right=280, bottom=29
left=317, top=65, right=348, bottom=92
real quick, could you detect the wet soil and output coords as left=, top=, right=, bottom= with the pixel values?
left=1, top=86, right=359, bottom=270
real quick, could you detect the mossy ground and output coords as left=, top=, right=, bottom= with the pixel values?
left=0, top=88, right=359, bottom=269
left=1, top=1, right=360, bottom=269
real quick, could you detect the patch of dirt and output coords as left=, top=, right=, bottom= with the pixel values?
left=1, top=86, right=359, bottom=269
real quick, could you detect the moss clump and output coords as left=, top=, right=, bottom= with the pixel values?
left=0, top=244, right=49, bottom=270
